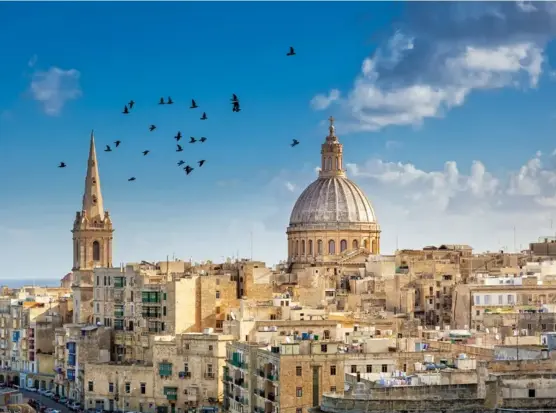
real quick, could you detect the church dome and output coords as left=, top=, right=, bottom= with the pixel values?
left=289, top=176, right=376, bottom=228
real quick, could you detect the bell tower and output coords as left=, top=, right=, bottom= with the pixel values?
left=72, top=131, right=114, bottom=270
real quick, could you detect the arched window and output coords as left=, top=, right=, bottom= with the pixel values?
left=363, top=239, right=369, bottom=250
left=328, top=240, right=336, bottom=254
left=326, top=157, right=332, bottom=171
left=301, top=240, right=305, bottom=255
left=340, top=239, right=347, bottom=252
left=308, top=240, right=313, bottom=255
left=335, top=157, right=339, bottom=170
left=317, top=240, right=323, bottom=255
left=92, top=241, right=100, bottom=261
left=295, top=240, right=299, bottom=255
left=352, top=239, right=358, bottom=249
left=371, top=239, right=376, bottom=254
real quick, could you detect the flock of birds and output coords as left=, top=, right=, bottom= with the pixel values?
left=57, top=46, right=301, bottom=181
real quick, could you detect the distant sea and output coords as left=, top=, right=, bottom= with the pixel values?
left=1, top=278, right=61, bottom=289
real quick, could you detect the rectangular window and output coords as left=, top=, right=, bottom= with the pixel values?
left=296, top=366, right=302, bottom=376
left=484, top=295, right=491, bottom=305
left=159, top=362, right=172, bottom=377
left=140, top=383, right=146, bottom=394
left=125, top=382, right=130, bottom=394
left=381, top=364, right=388, bottom=373
left=330, top=386, right=336, bottom=393
left=330, top=365, right=336, bottom=375
left=88, top=381, right=94, bottom=392
left=216, top=291, right=221, bottom=299
left=108, top=382, right=114, bottom=393
left=475, top=295, right=481, bottom=305
left=498, top=295, right=503, bottom=305
left=296, top=387, right=302, bottom=397
left=351, top=365, right=357, bottom=373
left=320, top=344, right=327, bottom=352
left=366, top=365, right=372, bottom=373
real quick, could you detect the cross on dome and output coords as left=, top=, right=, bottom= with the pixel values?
left=328, top=115, right=336, bottom=137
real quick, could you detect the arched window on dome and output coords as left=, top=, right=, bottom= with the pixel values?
left=326, top=157, right=332, bottom=171
left=352, top=239, right=358, bottom=249
left=363, top=239, right=369, bottom=250
left=308, top=240, right=313, bottom=255
left=371, top=239, right=376, bottom=254
left=317, top=240, right=323, bottom=255
left=301, top=240, right=305, bottom=255
left=340, top=239, right=347, bottom=252
left=328, top=240, right=336, bottom=255
left=295, top=240, right=299, bottom=255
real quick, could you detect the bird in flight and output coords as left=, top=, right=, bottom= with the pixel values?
left=231, top=94, right=239, bottom=103
left=128, top=177, right=136, bottom=182
left=190, top=99, right=198, bottom=109
left=142, top=150, right=150, bottom=156
left=167, top=97, right=174, bottom=105
left=104, top=145, right=112, bottom=152
left=199, top=137, right=207, bottom=143
left=184, top=165, right=194, bottom=175
left=175, top=132, right=182, bottom=141
left=114, top=140, right=121, bottom=147
left=128, top=100, right=135, bottom=109
left=232, top=101, right=241, bottom=112
left=200, top=112, right=208, bottom=120
left=176, top=144, right=183, bottom=152
left=122, top=105, right=130, bottom=114
left=198, top=160, right=206, bottom=167
left=177, top=160, right=185, bottom=166
left=159, top=97, right=165, bottom=105
left=58, top=162, right=67, bottom=168
left=189, top=137, right=197, bottom=144
left=291, top=139, right=300, bottom=147
left=149, top=125, right=157, bottom=132
left=287, top=46, right=296, bottom=56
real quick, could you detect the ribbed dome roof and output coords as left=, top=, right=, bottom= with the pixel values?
left=289, top=176, right=376, bottom=227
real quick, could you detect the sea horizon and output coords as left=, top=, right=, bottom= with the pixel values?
left=1, top=278, right=62, bottom=289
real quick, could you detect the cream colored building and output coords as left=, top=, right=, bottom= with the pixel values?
left=224, top=340, right=345, bottom=413
left=53, top=324, right=111, bottom=402
left=0, top=289, right=72, bottom=389
left=287, top=118, right=381, bottom=265
left=83, top=332, right=233, bottom=413
left=452, top=276, right=556, bottom=330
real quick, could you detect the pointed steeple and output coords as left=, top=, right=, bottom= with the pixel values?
left=319, top=116, right=346, bottom=179
left=81, top=130, right=105, bottom=220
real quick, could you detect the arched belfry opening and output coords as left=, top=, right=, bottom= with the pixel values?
left=92, top=240, right=100, bottom=261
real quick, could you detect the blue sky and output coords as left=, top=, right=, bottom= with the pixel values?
left=2, top=1, right=556, bottom=280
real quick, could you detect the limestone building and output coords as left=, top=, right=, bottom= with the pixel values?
left=72, top=132, right=114, bottom=324
left=287, top=117, right=381, bottom=264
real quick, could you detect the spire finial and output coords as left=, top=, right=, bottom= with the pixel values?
left=328, top=116, right=336, bottom=137
left=82, top=130, right=105, bottom=220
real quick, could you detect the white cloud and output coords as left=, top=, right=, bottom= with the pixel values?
left=311, top=2, right=556, bottom=132
left=385, top=140, right=402, bottom=150
left=310, top=89, right=340, bottom=110
left=263, top=150, right=556, bottom=253
left=285, top=181, right=296, bottom=192
left=28, top=54, right=37, bottom=68
left=30, top=67, right=82, bottom=116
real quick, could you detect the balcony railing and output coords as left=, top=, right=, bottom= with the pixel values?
left=204, top=372, right=215, bottom=380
